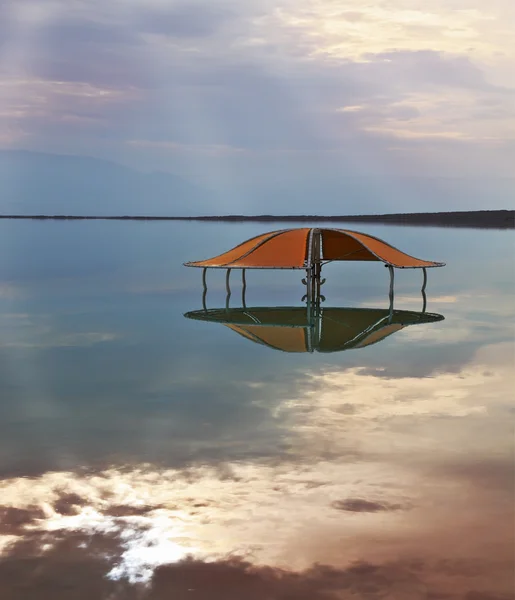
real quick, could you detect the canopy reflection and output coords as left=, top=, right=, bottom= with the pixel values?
left=184, top=303, right=444, bottom=354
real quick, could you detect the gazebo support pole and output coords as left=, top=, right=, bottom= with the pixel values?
left=225, top=268, right=232, bottom=294
left=311, top=229, right=322, bottom=324
left=388, top=265, right=395, bottom=322
left=202, top=268, right=208, bottom=311
left=305, top=268, right=313, bottom=323
left=311, top=266, right=316, bottom=309
left=313, top=280, right=322, bottom=351
left=314, top=262, right=321, bottom=298
left=225, top=269, right=231, bottom=310
left=421, top=267, right=427, bottom=313
left=241, top=269, right=247, bottom=309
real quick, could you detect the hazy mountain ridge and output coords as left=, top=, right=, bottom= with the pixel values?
left=0, top=150, right=207, bottom=216
left=1, top=150, right=514, bottom=217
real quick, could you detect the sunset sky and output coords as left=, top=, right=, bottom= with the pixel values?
left=1, top=0, right=514, bottom=212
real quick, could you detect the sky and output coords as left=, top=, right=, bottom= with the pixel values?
left=0, top=0, right=514, bottom=212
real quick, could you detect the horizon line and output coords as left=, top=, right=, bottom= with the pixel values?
left=0, top=210, right=513, bottom=229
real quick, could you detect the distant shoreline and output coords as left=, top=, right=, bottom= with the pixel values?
left=0, top=210, right=513, bottom=229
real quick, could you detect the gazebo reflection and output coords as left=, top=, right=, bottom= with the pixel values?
left=184, top=286, right=444, bottom=354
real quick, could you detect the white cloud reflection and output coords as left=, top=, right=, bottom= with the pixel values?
left=0, top=341, right=512, bottom=587
left=0, top=311, right=119, bottom=348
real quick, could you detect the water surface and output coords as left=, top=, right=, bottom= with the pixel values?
left=0, top=221, right=513, bottom=599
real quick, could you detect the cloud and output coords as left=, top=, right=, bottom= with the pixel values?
left=0, top=526, right=512, bottom=598
left=0, top=531, right=125, bottom=599
left=1, top=0, right=513, bottom=197
left=0, top=0, right=510, bottom=185
left=149, top=558, right=431, bottom=599
left=0, top=506, right=45, bottom=536
left=431, top=459, right=515, bottom=494
left=331, top=498, right=404, bottom=513
left=365, top=50, right=496, bottom=89
left=127, top=139, right=246, bottom=155
left=138, top=3, right=236, bottom=38
left=0, top=323, right=119, bottom=348
left=0, top=283, right=23, bottom=299
left=0, top=339, right=512, bottom=585
left=270, top=1, right=515, bottom=66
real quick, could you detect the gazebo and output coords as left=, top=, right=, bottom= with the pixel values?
left=184, top=227, right=445, bottom=306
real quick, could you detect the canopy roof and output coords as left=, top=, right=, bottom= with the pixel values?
left=184, top=228, right=445, bottom=270
left=185, top=306, right=444, bottom=353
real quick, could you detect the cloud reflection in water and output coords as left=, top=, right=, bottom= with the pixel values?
left=0, top=341, right=513, bottom=597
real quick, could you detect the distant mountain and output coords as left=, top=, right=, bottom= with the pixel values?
left=0, top=150, right=208, bottom=216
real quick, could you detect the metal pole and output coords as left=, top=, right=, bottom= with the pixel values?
left=388, top=265, right=394, bottom=322
left=225, top=268, right=231, bottom=310
left=307, top=231, right=318, bottom=354
left=202, top=268, right=208, bottom=311
left=312, top=232, right=322, bottom=351
left=305, top=268, right=312, bottom=322
left=225, top=268, right=231, bottom=295
left=241, top=269, right=247, bottom=309
left=313, top=279, right=322, bottom=351
left=314, top=229, right=321, bottom=299
left=421, top=267, right=427, bottom=313
left=311, top=265, right=316, bottom=308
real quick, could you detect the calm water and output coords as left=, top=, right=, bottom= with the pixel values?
left=0, top=221, right=513, bottom=599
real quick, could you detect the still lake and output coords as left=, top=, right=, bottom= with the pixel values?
left=0, top=221, right=513, bottom=599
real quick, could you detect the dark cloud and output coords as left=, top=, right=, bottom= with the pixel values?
left=149, top=559, right=395, bottom=599
left=105, top=504, right=164, bottom=517
left=0, top=531, right=129, bottom=600
left=52, top=492, right=86, bottom=516
left=333, top=403, right=359, bottom=415
left=144, top=556, right=515, bottom=599
left=331, top=498, right=404, bottom=513
left=1, top=530, right=512, bottom=600
left=0, top=8, right=148, bottom=86
left=139, top=3, right=235, bottom=38
left=0, top=506, right=45, bottom=535
left=28, top=21, right=148, bottom=88
left=37, top=18, right=137, bottom=47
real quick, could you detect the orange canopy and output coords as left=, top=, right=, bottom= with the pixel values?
left=184, top=228, right=444, bottom=270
